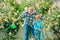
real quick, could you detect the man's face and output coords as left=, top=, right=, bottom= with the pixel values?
left=29, top=7, right=35, bottom=14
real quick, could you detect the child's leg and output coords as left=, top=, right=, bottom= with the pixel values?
left=35, top=30, right=41, bottom=40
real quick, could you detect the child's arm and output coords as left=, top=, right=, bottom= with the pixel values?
left=42, top=28, right=45, bottom=34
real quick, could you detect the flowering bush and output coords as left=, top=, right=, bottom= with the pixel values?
left=0, top=0, right=60, bottom=40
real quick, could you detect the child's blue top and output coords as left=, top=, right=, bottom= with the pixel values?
left=34, top=21, right=44, bottom=31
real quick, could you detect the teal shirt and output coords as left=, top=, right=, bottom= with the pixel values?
left=34, top=21, right=44, bottom=31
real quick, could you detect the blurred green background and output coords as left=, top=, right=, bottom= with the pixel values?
left=0, top=0, right=60, bottom=40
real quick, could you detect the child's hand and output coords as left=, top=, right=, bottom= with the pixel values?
left=42, top=28, right=45, bottom=33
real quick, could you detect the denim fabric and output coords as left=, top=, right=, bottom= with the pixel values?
left=34, top=30, right=41, bottom=40
left=24, top=24, right=34, bottom=40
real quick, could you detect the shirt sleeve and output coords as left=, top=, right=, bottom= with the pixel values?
left=35, top=10, right=45, bottom=20
left=41, top=16, right=45, bottom=20
left=19, top=11, right=27, bottom=18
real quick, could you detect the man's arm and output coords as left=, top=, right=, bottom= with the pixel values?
left=19, top=11, right=27, bottom=18
left=13, top=11, right=27, bottom=22
left=36, top=10, right=49, bottom=21
left=41, top=15, right=51, bottom=22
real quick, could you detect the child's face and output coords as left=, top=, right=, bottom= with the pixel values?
left=35, top=15, right=40, bottom=20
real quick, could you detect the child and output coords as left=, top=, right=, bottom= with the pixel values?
left=34, top=15, right=44, bottom=40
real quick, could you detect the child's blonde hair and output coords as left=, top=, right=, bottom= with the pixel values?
left=35, top=15, right=40, bottom=20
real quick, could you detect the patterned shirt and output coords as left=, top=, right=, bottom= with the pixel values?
left=20, top=11, right=45, bottom=27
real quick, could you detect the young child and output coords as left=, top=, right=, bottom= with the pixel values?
left=34, top=15, right=44, bottom=40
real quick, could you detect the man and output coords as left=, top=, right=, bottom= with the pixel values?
left=20, top=7, right=37, bottom=40
left=15, top=6, right=49, bottom=40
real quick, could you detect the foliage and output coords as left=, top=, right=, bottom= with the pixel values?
left=0, top=0, right=60, bottom=39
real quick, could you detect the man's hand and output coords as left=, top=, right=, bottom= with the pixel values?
left=45, top=18, right=48, bottom=21
left=13, top=17, right=20, bottom=22
left=45, top=18, right=51, bottom=22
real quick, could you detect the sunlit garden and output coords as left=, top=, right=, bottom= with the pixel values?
left=0, top=0, right=60, bottom=40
